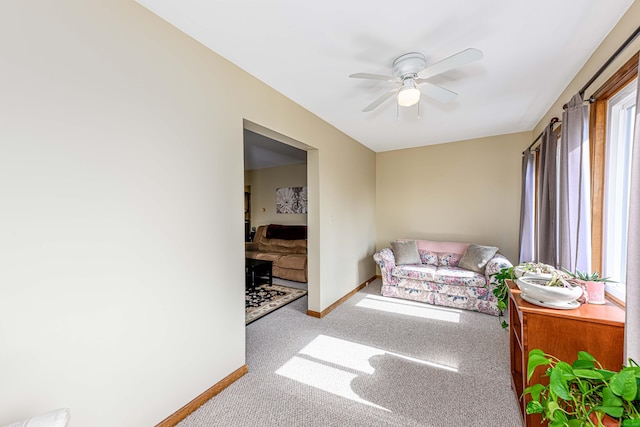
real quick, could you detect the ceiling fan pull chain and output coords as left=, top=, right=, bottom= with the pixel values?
left=417, top=101, right=420, bottom=119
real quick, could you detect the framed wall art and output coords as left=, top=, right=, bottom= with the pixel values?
left=276, top=186, right=307, bottom=214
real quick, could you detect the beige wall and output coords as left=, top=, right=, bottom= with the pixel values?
left=376, top=132, right=530, bottom=263
left=0, top=1, right=376, bottom=426
left=246, top=163, right=308, bottom=227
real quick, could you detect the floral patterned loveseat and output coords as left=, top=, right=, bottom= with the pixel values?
left=373, top=240, right=512, bottom=316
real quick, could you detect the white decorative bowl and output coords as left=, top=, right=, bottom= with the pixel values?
left=516, top=277, right=583, bottom=303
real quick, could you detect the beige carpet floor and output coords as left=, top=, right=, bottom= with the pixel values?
left=178, top=278, right=522, bottom=426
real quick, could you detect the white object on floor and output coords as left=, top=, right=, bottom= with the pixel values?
left=3, top=408, right=70, bottom=427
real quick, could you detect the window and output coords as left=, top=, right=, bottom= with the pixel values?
left=602, top=78, right=636, bottom=300
left=523, top=53, right=637, bottom=305
left=590, top=52, right=638, bottom=303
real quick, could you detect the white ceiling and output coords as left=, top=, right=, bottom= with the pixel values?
left=137, top=0, right=634, bottom=152
left=244, top=129, right=306, bottom=171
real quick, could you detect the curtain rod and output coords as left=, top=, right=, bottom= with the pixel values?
left=579, top=25, right=640, bottom=98
left=523, top=117, right=560, bottom=154
left=562, top=25, right=640, bottom=109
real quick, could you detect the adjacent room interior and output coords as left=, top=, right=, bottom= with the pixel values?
left=243, top=126, right=311, bottom=323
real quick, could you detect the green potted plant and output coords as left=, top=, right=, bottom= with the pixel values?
left=490, top=266, right=514, bottom=328
left=563, top=270, right=613, bottom=304
left=524, top=349, right=640, bottom=426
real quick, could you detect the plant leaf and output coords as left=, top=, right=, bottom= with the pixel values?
left=602, top=386, right=623, bottom=407
left=611, top=369, right=638, bottom=401
left=597, top=369, right=617, bottom=381
left=529, top=349, right=545, bottom=358
left=550, top=366, right=571, bottom=400
left=524, top=383, right=546, bottom=401
left=595, top=405, right=624, bottom=418
left=572, top=359, right=596, bottom=370
left=573, top=368, right=604, bottom=380
left=525, top=400, right=543, bottom=414
left=622, top=420, right=640, bottom=427
left=551, top=404, right=568, bottom=422
left=556, top=361, right=575, bottom=377
left=577, top=351, right=596, bottom=361
left=528, top=353, right=552, bottom=382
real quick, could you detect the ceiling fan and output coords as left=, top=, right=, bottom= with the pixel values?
left=349, top=48, right=483, bottom=112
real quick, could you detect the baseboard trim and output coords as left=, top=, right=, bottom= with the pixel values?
left=307, top=275, right=376, bottom=318
left=155, top=364, right=248, bottom=427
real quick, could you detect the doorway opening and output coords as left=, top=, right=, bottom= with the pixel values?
left=242, top=120, right=318, bottom=322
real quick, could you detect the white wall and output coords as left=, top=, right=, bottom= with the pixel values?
left=246, top=163, right=308, bottom=227
left=376, top=132, right=530, bottom=264
left=0, top=1, right=376, bottom=425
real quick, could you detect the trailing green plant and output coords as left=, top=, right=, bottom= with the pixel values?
left=490, top=266, right=514, bottom=329
left=524, top=349, right=640, bottom=427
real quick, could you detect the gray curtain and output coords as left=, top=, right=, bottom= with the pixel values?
left=625, top=63, right=640, bottom=362
left=519, top=148, right=536, bottom=263
left=559, top=94, right=592, bottom=273
left=537, top=124, right=558, bottom=266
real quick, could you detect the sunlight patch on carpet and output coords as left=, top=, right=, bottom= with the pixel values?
left=355, top=294, right=461, bottom=323
left=276, top=334, right=458, bottom=410
left=276, top=356, right=390, bottom=411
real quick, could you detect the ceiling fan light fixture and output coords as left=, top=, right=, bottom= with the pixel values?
left=397, top=79, right=420, bottom=107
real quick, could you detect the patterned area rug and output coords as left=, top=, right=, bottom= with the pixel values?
left=245, top=284, right=307, bottom=325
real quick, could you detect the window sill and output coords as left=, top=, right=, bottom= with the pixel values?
left=605, top=283, right=626, bottom=308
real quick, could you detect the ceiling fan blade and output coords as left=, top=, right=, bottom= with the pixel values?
left=362, top=88, right=399, bottom=112
left=418, top=82, right=458, bottom=104
left=350, top=72, right=399, bottom=82
left=417, top=48, right=483, bottom=80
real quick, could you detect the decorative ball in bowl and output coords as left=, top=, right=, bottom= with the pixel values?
left=515, top=277, right=583, bottom=303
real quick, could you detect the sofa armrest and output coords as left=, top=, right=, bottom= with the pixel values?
left=485, top=253, right=513, bottom=286
left=373, top=247, right=396, bottom=285
left=245, top=242, right=258, bottom=251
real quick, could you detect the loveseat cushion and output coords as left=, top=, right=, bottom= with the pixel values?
left=255, top=225, right=307, bottom=254
left=278, top=253, right=307, bottom=270
left=391, top=240, right=421, bottom=265
left=246, top=251, right=282, bottom=264
left=418, top=250, right=439, bottom=266
left=258, top=237, right=307, bottom=254
left=458, top=243, right=499, bottom=273
left=437, top=252, right=462, bottom=267
left=392, top=265, right=486, bottom=287
left=432, top=267, right=487, bottom=287
left=392, top=264, right=437, bottom=281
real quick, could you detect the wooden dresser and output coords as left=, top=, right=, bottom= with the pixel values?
left=507, top=280, right=625, bottom=426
